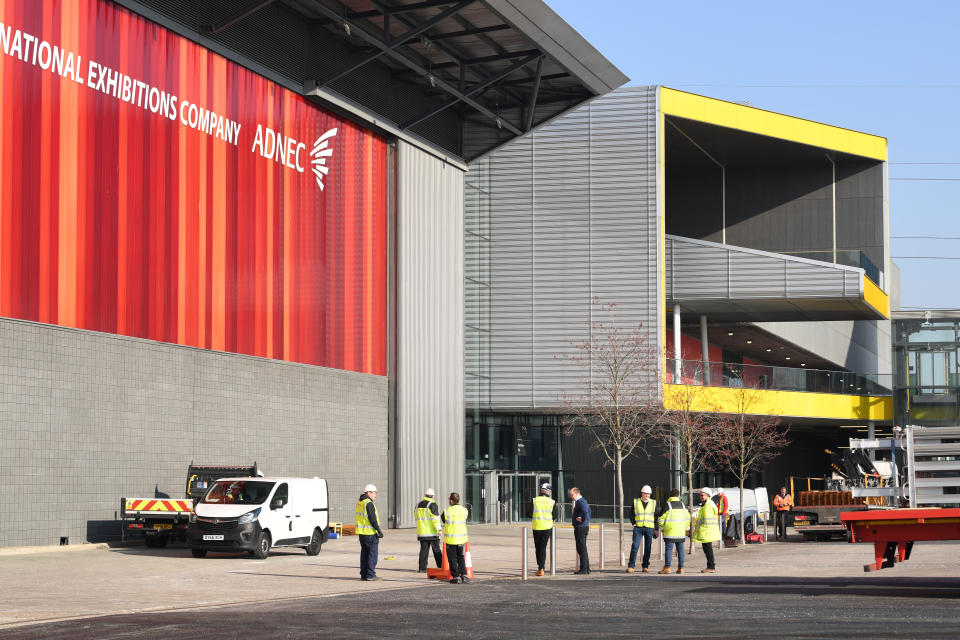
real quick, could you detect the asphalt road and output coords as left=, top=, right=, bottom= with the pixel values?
left=8, top=572, right=960, bottom=639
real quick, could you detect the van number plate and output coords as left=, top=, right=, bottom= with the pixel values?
left=153, top=524, right=173, bottom=530
left=203, top=535, right=224, bottom=541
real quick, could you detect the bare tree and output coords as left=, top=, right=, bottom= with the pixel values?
left=655, top=363, right=720, bottom=546
left=559, top=299, right=667, bottom=566
left=711, top=385, right=790, bottom=541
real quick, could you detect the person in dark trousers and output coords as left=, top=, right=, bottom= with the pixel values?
left=627, top=484, right=658, bottom=573
left=570, top=486, right=591, bottom=574
left=774, top=487, right=793, bottom=540
left=414, top=488, right=443, bottom=572
left=531, top=482, right=557, bottom=576
left=441, top=492, right=470, bottom=584
left=355, top=483, right=384, bottom=581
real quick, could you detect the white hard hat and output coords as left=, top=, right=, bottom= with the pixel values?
left=717, top=488, right=725, bottom=494
left=540, top=483, right=552, bottom=492
left=363, top=484, right=377, bottom=493
left=425, top=488, right=435, bottom=496
left=700, top=487, right=712, bottom=496
left=641, top=485, right=652, bottom=494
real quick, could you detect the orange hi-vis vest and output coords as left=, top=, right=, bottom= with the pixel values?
left=774, top=493, right=793, bottom=511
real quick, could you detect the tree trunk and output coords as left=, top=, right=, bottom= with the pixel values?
left=686, top=447, right=695, bottom=553
left=738, top=474, right=746, bottom=543
left=616, top=454, right=625, bottom=566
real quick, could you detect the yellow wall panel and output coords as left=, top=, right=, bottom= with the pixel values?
left=862, top=275, right=890, bottom=318
left=662, top=383, right=893, bottom=422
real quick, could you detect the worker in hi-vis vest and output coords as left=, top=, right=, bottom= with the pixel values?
left=693, top=487, right=721, bottom=573
left=441, top=492, right=470, bottom=584
left=658, top=488, right=691, bottom=574
left=773, top=487, right=794, bottom=540
left=531, top=482, right=557, bottom=576
left=627, top=484, right=657, bottom=573
left=414, top=488, right=443, bottom=572
left=355, top=483, right=384, bottom=581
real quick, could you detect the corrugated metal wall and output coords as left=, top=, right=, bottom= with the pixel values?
left=396, top=142, right=465, bottom=527
left=665, top=235, right=862, bottom=301
left=476, top=86, right=660, bottom=410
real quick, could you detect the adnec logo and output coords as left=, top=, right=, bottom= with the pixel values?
left=250, top=124, right=338, bottom=194
left=311, top=128, right=338, bottom=191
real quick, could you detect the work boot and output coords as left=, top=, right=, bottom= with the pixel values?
left=626, top=567, right=635, bottom=573
left=641, top=568, right=650, bottom=573
left=449, top=578, right=459, bottom=584
left=461, top=576, right=471, bottom=584
left=658, top=567, right=672, bottom=575
left=701, top=568, right=716, bottom=573
left=535, top=569, right=545, bottom=577
left=676, top=567, right=685, bottom=574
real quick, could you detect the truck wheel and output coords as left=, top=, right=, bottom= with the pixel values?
left=191, top=548, right=207, bottom=558
left=304, top=528, right=323, bottom=556
left=252, top=531, right=271, bottom=559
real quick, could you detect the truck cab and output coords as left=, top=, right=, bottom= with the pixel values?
left=188, top=477, right=329, bottom=559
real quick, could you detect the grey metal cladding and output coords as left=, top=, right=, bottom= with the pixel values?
left=397, top=142, right=465, bottom=526
left=666, top=235, right=862, bottom=302
left=477, top=86, right=659, bottom=410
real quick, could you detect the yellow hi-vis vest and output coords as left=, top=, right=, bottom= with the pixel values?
left=693, top=498, right=721, bottom=543
left=415, top=497, right=441, bottom=538
left=633, top=498, right=657, bottom=528
left=355, top=497, right=378, bottom=535
left=658, top=497, right=690, bottom=539
left=444, top=505, right=469, bottom=544
left=531, top=495, right=556, bottom=530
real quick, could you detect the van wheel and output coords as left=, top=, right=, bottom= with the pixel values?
left=304, top=528, right=323, bottom=556
left=252, top=532, right=271, bottom=559
left=191, top=548, right=207, bottom=558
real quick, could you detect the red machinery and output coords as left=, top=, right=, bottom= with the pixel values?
left=841, top=508, right=960, bottom=571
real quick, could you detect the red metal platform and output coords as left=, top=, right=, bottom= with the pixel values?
left=841, top=508, right=960, bottom=571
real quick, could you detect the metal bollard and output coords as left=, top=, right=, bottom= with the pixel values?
left=599, top=522, right=605, bottom=570
left=658, top=532, right=664, bottom=560
left=552, top=527, right=559, bottom=574
left=522, top=526, right=528, bottom=581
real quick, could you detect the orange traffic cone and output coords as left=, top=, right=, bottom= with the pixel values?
left=464, top=541, right=475, bottom=579
left=427, top=542, right=451, bottom=580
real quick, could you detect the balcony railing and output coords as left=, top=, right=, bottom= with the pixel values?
left=666, top=359, right=892, bottom=396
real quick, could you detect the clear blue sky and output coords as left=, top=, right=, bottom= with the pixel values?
left=548, top=0, right=960, bottom=310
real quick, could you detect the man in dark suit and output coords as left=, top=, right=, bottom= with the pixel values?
left=569, top=486, right=591, bottom=574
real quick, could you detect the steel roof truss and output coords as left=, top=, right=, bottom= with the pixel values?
left=309, top=0, right=523, bottom=135
left=402, top=52, right=540, bottom=129
left=313, top=0, right=476, bottom=89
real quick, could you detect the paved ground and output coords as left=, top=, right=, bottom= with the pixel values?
left=3, top=525, right=960, bottom=638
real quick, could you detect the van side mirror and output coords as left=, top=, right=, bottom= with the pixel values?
left=271, top=497, right=285, bottom=510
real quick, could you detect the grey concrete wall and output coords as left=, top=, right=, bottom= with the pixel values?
left=0, top=318, right=387, bottom=547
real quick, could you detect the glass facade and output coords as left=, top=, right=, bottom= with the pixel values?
left=894, top=315, right=960, bottom=427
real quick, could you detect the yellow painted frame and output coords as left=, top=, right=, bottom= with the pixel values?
left=660, top=87, right=887, bottom=161
left=663, top=384, right=893, bottom=422
left=862, top=276, right=890, bottom=318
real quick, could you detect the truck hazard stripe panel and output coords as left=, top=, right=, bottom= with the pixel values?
left=124, top=499, right=193, bottom=512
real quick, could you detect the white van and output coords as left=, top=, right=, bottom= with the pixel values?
left=188, top=477, right=329, bottom=559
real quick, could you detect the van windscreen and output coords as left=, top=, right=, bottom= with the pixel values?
left=201, top=480, right=276, bottom=505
